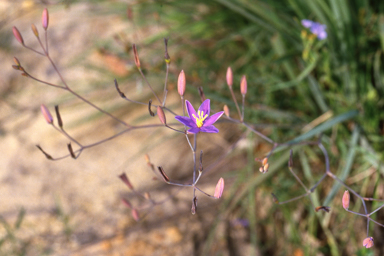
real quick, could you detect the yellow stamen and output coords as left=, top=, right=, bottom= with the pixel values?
left=192, top=110, right=208, bottom=128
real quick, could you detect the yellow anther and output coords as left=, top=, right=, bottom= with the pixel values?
left=192, top=110, right=208, bottom=128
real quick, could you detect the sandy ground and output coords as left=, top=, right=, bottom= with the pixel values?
left=0, top=2, right=248, bottom=255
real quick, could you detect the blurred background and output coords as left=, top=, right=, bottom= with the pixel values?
left=1, top=0, right=384, bottom=255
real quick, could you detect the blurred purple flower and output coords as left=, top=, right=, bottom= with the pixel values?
left=175, top=99, right=224, bottom=134
left=301, top=19, right=327, bottom=40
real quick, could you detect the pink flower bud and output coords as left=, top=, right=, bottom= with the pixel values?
left=363, top=237, right=374, bottom=248
left=42, top=8, right=49, bottom=30
left=177, top=70, right=186, bottom=96
left=122, top=198, right=132, bottom=208
left=131, top=209, right=140, bottom=221
left=12, top=27, right=24, bottom=45
left=40, top=104, right=53, bottom=124
left=118, top=173, right=134, bottom=190
left=223, top=105, right=230, bottom=117
left=31, top=24, right=39, bottom=37
left=157, top=106, right=166, bottom=125
left=342, top=190, right=350, bottom=210
left=240, top=75, right=247, bottom=95
left=214, top=177, right=224, bottom=199
left=132, top=44, right=141, bottom=69
left=226, top=67, right=233, bottom=87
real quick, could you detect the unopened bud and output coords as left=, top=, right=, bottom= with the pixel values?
left=12, top=27, right=24, bottom=45
left=363, top=237, right=374, bottom=249
left=126, top=6, right=133, bottom=20
left=214, top=178, right=224, bottom=199
left=54, top=105, right=63, bottom=128
left=118, top=173, right=134, bottom=190
left=240, top=75, right=247, bottom=95
left=262, top=157, right=268, bottom=166
left=263, top=163, right=269, bottom=173
left=177, top=70, right=186, bottom=96
left=289, top=149, right=293, bottom=168
left=157, top=106, right=166, bottom=125
left=164, top=38, right=170, bottom=64
left=132, top=44, right=141, bottom=69
left=122, top=198, right=132, bottom=208
left=223, top=105, right=230, bottom=117
left=42, top=8, right=49, bottom=30
left=271, top=193, right=279, bottom=204
left=191, top=196, right=197, bottom=215
left=13, top=57, right=20, bottom=66
left=36, top=145, right=53, bottom=160
left=226, top=67, right=233, bottom=87
left=131, top=209, right=140, bottom=221
left=315, top=206, right=330, bottom=213
left=342, top=190, right=350, bottom=210
left=148, top=99, right=155, bottom=117
left=198, top=87, right=206, bottom=102
left=40, top=104, right=53, bottom=124
left=67, top=142, right=76, bottom=159
left=157, top=166, right=170, bottom=182
left=31, top=24, right=39, bottom=37
left=144, top=192, right=151, bottom=200
left=259, top=167, right=264, bottom=173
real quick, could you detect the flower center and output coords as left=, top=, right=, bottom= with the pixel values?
left=192, top=110, right=208, bottom=128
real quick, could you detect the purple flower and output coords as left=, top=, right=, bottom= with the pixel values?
left=301, top=19, right=327, bottom=40
left=175, top=99, right=224, bottom=134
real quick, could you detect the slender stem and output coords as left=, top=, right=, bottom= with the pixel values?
left=23, top=45, right=44, bottom=55
left=241, top=94, right=245, bottom=122
left=53, top=125, right=82, bottom=147
left=163, top=63, right=169, bottom=106
left=66, top=87, right=130, bottom=127
left=138, top=69, right=162, bottom=104
left=24, top=71, right=64, bottom=88
left=45, top=30, right=48, bottom=55
left=165, top=125, right=185, bottom=134
left=119, top=93, right=178, bottom=116
left=345, top=209, right=367, bottom=217
left=368, top=217, right=384, bottom=228
left=288, top=166, right=308, bottom=191
left=368, top=203, right=384, bottom=216
left=229, top=87, right=242, bottom=119
left=192, top=134, right=197, bottom=199
left=278, top=193, right=309, bottom=204
left=310, top=173, right=327, bottom=192
left=242, top=122, right=275, bottom=143
left=194, top=186, right=217, bottom=199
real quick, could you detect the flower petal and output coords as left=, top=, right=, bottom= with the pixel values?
left=187, top=127, right=200, bottom=134
left=198, top=99, right=210, bottom=117
left=175, top=116, right=196, bottom=128
left=301, top=19, right=313, bottom=28
left=317, top=30, right=327, bottom=40
left=203, top=111, right=224, bottom=127
left=186, top=100, right=197, bottom=119
left=200, top=125, right=219, bottom=133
